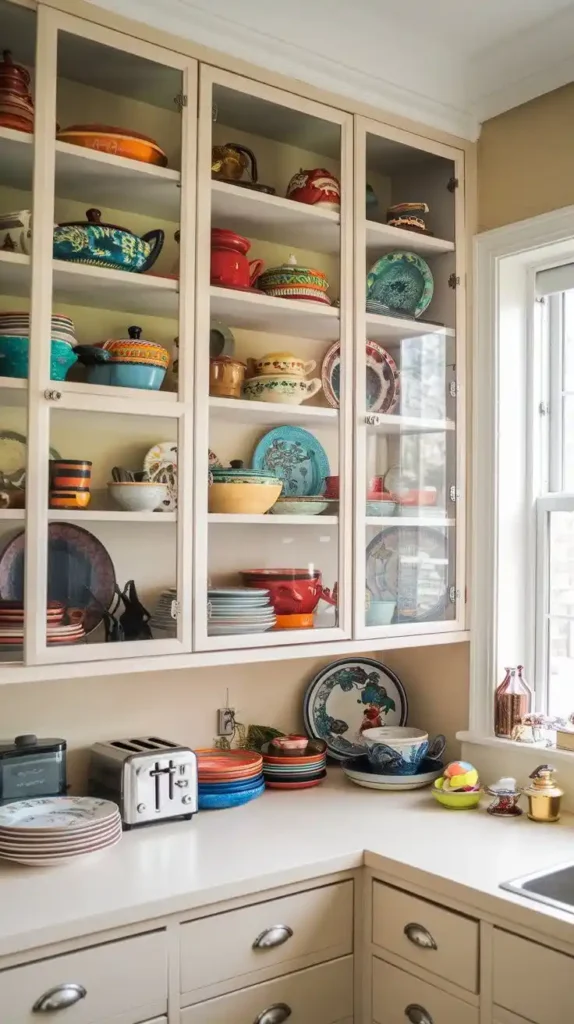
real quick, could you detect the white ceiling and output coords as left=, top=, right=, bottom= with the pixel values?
left=88, top=0, right=574, bottom=140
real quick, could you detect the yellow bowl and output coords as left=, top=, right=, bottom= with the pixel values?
left=208, top=482, right=282, bottom=515
left=432, top=781, right=482, bottom=810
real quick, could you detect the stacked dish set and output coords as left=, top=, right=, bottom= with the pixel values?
left=0, top=796, right=121, bottom=867
left=207, top=588, right=276, bottom=636
left=261, top=736, right=327, bottom=789
left=0, top=600, right=86, bottom=647
left=0, top=311, right=78, bottom=381
left=196, top=749, right=265, bottom=809
left=149, top=588, right=177, bottom=638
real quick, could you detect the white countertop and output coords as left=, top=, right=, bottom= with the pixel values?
left=2, top=771, right=574, bottom=960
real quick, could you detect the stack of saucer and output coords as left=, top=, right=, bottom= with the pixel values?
left=150, top=587, right=177, bottom=637
left=0, top=796, right=121, bottom=867
left=207, top=588, right=275, bottom=635
left=0, top=600, right=85, bottom=646
left=0, top=312, right=77, bottom=347
left=262, top=738, right=327, bottom=790
left=196, top=749, right=265, bottom=809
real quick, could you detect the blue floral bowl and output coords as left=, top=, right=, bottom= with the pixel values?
left=53, top=208, right=164, bottom=273
left=0, top=335, right=77, bottom=381
left=363, top=727, right=446, bottom=775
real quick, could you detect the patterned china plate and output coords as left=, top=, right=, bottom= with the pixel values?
left=321, top=340, right=399, bottom=413
left=304, top=657, right=408, bottom=760
left=252, top=426, right=330, bottom=497
left=366, top=251, right=434, bottom=319
left=0, top=430, right=61, bottom=488
left=0, top=796, right=120, bottom=830
left=341, top=755, right=443, bottom=791
left=143, top=441, right=178, bottom=511
left=365, top=526, right=449, bottom=622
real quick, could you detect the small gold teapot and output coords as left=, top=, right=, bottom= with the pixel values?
left=524, top=764, right=563, bottom=822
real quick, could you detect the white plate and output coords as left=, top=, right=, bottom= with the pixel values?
left=0, top=796, right=120, bottom=831
left=342, top=763, right=442, bottom=790
left=208, top=623, right=275, bottom=635
left=0, top=820, right=121, bottom=850
left=0, top=832, right=122, bottom=866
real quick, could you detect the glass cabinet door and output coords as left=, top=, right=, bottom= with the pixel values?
left=0, top=0, right=37, bottom=665
left=354, top=117, right=466, bottom=637
left=194, top=66, right=353, bottom=650
left=22, top=9, right=196, bottom=664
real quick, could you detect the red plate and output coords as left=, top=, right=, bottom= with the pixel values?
left=196, top=748, right=263, bottom=773
left=264, top=772, right=327, bottom=790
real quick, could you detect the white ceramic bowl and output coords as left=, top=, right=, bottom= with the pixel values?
left=363, top=726, right=428, bottom=752
left=108, top=481, right=168, bottom=512
left=243, top=374, right=321, bottom=405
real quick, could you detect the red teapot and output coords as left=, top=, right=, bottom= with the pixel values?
left=210, top=229, right=263, bottom=290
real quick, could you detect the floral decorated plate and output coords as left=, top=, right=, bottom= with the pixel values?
left=252, top=426, right=330, bottom=497
left=321, top=340, right=399, bottom=413
left=365, top=526, right=449, bottom=622
left=303, top=657, right=408, bottom=760
left=366, top=251, right=434, bottom=319
left=143, top=441, right=178, bottom=511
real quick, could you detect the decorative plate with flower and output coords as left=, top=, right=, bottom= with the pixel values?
left=251, top=426, right=330, bottom=496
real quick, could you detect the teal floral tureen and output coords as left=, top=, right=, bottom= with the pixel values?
left=53, top=208, right=164, bottom=273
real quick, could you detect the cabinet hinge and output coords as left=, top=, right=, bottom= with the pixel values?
left=170, top=599, right=180, bottom=620
left=174, top=92, right=188, bottom=110
left=365, top=413, right=381, bottom=426
left=449, top=485, right=461, bottom=503
left=539, top=401, right=550, bottom=416
left=449, top=586, right=460, bottom=604
left=449, top=381, right=459, bottom=398
left=447, top=176, right=459, bottom=193
left=448, top=274, right=460, bottom=290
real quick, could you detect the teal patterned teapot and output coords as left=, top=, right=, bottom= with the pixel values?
left=53, top=208, right=164, bottom=273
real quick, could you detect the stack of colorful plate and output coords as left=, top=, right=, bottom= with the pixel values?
left=207, top=588, right=276, bottom=635
left=150, top=587, right=177, bottom=637
left=196, top=749, right=265, bottom=809
left=0, top=600, right=86, bottom=646
left=0, top=312, right=77, bottom=347
left=0, top=796, right=122, bottom=867
left=261, top=739, right=327, bottom=790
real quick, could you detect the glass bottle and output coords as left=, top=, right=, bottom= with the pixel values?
left=495, top=667, right=531, bottom=738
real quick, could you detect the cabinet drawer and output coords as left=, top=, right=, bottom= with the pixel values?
left=181, top=955, right=353, bottom=1024
left=493, top=928, right=574, bottom=1024
left=372, top=881, right=479, bottom=993
left=180, top=880, right=353, bottom=1001
left=372, top=957, right=478, bottom=1024
left=0, top=931, right=167, bottom=1024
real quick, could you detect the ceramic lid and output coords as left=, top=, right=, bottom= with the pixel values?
left=524, top=764, right=564, bottom=797
left=57, top=124, right=163, bottom=147
left=57, top=208, right=137, bottom=234
left=260, top=254, right=327, bottom=282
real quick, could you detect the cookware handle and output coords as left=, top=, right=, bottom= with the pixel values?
left=277, top=585, right=303, bottom=607
left=74, top=345, right=111, bottom=365
left=230, top=143, right=258, bottom=183
left=305, top=378, right=322, bottom=399
left=249, top=259, right=264, bottom=286
left=303, top=359, right=317, bottom=375
left=318, top=583, right=338, bottom=607
left=427, top=734, right=446, bottom=761
left=140, top=228, right=165, bottom=272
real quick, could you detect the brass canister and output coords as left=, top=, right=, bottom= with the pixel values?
left=524, top=764, right=563, bottom=822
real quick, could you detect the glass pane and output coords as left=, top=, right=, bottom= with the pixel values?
left=548, top=510, right=574, bottom=717
left=205, top=82, right=342, bottom=639
left=45, top=409, right=179, bottom=649
left=0, top=0, right=36, bottom=663
left=562, top=289, right=574, bottom=392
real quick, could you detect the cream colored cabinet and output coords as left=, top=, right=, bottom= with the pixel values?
left=493, top=928, right=574, bottom=1024
left=372, top=958, right=478, bottom=1024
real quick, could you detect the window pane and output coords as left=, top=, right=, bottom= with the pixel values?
left=562, top=397, right=574, bottom=491
left=548, top=510, right=574, bottom=718
left=563, top=290, right=574, bottom=391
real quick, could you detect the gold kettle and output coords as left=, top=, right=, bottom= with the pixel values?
left=524, top=764, right=563, bottom=822
left=211, top=142, right=258, bottom=183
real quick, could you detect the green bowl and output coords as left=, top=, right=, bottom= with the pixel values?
left=432, top=782, right=482, bottom=810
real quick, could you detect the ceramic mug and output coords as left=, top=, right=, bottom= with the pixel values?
left=366, top=600, right=396, bottom=626
left=50, top=460, right=92, bottom=490
left=209, top=356, right=246, bottom=398
left=363, top=727, right=446, bottom=776
left=324, top=476, right=339, bottom=499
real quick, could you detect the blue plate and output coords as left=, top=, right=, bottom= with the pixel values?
left=198, top=782, right=265, bottom=810
left=366, top=251, right=434, bottom=319
left=198, top=774, right=264, bottom=794
left=303, top=657, right=408, bottom=761
left=252, top=426, right=330, bottom=497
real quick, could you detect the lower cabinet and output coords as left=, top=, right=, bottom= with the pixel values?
left=181, top=955, right=353, bottom=1024
left=493, top=928, right=574, bottom=1024
left=372, top=957, right=478, bottom=1024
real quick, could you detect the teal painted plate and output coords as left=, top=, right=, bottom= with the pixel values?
left=366, top=251, right=434, bottom=319
left=252, top=426, right=330, bottom=497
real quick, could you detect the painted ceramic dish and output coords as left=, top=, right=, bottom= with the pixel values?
left=198, top=782, right=265, bottom=809
left=53, top=208, right=164, bottom=273
left=286, top=168, right=340, bottom=212
left=270, top=497, right=329, bottom=516
left=0, top=523, right=115, bottom=635
left=0, top=796, right=119, bottom=830
left=365, top=526, right=449, bottom=622
left=56, top=124, right=168, bottom=166
left=366, top=252, right=434, bottom=319
left=252, top=426, right=330, bottom=497
left=386, top=202, right=430, bottom=234
left=243, top=375, right=322, bottom=405
left=143, top=442, right=178, bottom=511
left=257, top=254, right=331, bottom=304
left=342, top=755, right=443, bottom=791
left=0, top=336, right=78, bottom=381
left=321, top=340, right=399, bottom=413
left=0, top=430, right=60, bottom=488
left=303, top=657, right=408, bottom=761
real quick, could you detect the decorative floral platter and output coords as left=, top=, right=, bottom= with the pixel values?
left=366, top=251, right=434, bottom=319
left=303, top=657, right=408, bottom=760
left=0, top=796, right=119, bottom=830
left=365, top=526, right=449, bottom=622
left=252, top=426, right=330, bottom=496
left=321, top=340, right=400, bottom=413
left=143, top=442, right=178, bottom=510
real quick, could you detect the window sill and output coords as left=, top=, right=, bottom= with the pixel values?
left=456, top=730, right=574, bottom=765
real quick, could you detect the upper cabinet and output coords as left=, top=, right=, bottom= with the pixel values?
left=0, top=0, right=468, bottom=679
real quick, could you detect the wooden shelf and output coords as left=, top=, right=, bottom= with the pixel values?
left=48, top=510, right=176, bottom=523
left=366, top=516, right=455, bottom=527
left=365, top=412, right=455, bottom=434
left=210, top=286, right=340, bottom=341
left=209, top=395, right=337, bottom=426
left=366, top=220, right=455, bottom=258
left=366, top=311, right=455, bottom=344
left=0, top=127, right=33, bottom=191
left=211, top=181, right=340, bottom=255
left=209, top=513, right=338, bottom=525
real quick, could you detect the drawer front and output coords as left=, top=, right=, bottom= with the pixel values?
left=372, top=881, right=479, bottom=993
left=180, top=880, right=353, bottom=1000
left=181, top=955, right=353, bottom=1024
left=493, top=928, right=574, bottom=1024
left=372, top=957, right=478, bottom=1024
left=0, top=931, right=167, bottom=1024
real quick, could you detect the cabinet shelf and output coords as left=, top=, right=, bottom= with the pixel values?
left=0, top=126, right=33, bottom=191
left=366, top=311, right=455, bottom=344
left=208, top=513, right=338, bottom=525
left=366, top=516, right=455, bottom=527
left=0, top=377, right=27, bottom=407
left=365, top=413, right=455, bottom=434
left=366, top=220, right=455, bottom=258
left=211, top=180, right=340, bottom=255
left=209, top=395, right=337, bottom=425
left=0, top=510, right=177, bottom=523
left=210, top=286, right=340, bottom=341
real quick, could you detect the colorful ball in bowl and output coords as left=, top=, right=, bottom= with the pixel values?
left=432, top=778, right=482, bottom=809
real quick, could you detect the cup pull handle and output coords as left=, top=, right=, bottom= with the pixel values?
left=255, top=1003, right=292, bottom=1024
left=252, top=924, right=293, bottom=949
left=405, top=1004, right=434, bottom=1024
left=33, top=983, right=87, bottom=1013
left=404, top=922, right=437, bottom=950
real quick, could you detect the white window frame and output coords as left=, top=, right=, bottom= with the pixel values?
left=466, top=206, right=574, bottom=739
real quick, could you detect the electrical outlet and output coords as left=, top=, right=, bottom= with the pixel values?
left=217, top=707, right=235, bottom=737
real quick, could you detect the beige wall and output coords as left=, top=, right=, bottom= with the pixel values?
left=1, top=643, right=469, bottom=790
left=478, top=82, right=574, bottom=232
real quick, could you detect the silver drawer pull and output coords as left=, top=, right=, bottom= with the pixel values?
left=253, top=925, right=293, bottom=950
left=404, top=922, right=437, bottom=950
left=255, top=1003, right=292, bottom=1024
left=405, top=1004, right=434, bottom=1024
left=33, top=983, right=87, bottom=1013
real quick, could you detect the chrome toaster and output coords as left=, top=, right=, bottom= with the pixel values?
left=88, top=736, right=197, bottom=829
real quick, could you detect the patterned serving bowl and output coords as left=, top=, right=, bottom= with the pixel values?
left=56, top=124, right=168, bottom=166
left=257, top=254, right=330, bottom=304
left=243, top=374, right=321, bottom=405
left=108, top=481, right=169, bottom=512
left=53, top=208, right=164, bottom=273
left=249, top=352, right=316, bottom=378
left=363, top=727, right=446, bottom=776
left=74, top=346, right=167, bottom=390
left=0, top=336, right=77, bottom=380
left=270, top=497, right=330, bottom=516
left=210, top=461, right=281, bottom=486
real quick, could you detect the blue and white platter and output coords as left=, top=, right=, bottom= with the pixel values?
left=366, top=251, right=434, bottom=319
left=252, top=426, right=330, bottom=497
left=366, top=526, right=449, bottom=623
left=303, top=657, right=408, bottom=761
left=341, top=755, right=443, bottom=791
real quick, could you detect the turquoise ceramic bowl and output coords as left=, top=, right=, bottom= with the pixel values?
left=0, top=335, right=77, bottom=381
left=85, top=363, right=166, bottom=390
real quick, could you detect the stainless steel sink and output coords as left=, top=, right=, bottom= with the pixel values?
left=502, top=863, right=574, bottom=914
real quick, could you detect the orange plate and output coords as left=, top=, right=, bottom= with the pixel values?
left=263, top=751, right=326, bottom=766
left=196, top=748, right=262, bottom=769
left=275, top=613, right=314, bottom=629
left=264, top=774, right=326, bottom=790
left=56, top=125, right=168, bottom=167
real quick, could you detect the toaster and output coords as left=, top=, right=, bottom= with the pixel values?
left=88, top=736, right=198, bottom=829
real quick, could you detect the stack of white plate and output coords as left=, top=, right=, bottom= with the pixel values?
left=208, top=588, right=276, bottom=635
left=0, top=312, right=77, bottom=347
left=0, top=796, right=121, bottom=867
left=149, top=587, right=177, bottom=637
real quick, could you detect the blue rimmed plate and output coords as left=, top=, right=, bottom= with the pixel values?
left=366, top=251, right=434, bottom=319
left=198, top=781, right=265, bottom=810
left=365, top=525, right=449, bottom=622
left=252, top=426, right=330, bottom=497
left=303, top=657, right=408, bottom=761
